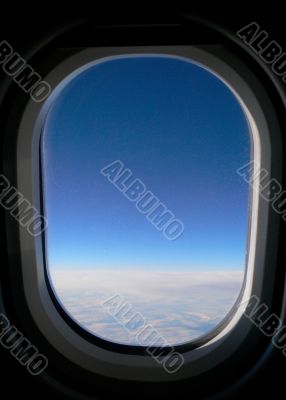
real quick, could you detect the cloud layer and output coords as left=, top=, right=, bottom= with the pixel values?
left=50, top=269, right=244, bottom=346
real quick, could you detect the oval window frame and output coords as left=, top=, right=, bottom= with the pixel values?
left=11, top=44, right=282, bottom=381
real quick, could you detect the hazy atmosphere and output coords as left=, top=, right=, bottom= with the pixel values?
left=42, top=55, right=250, bottom=345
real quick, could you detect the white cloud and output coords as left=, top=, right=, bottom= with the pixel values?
left=49, top=269, right=244, bottom=346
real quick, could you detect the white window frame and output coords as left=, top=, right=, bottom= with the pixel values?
left=14, top=45, right=282, bottom=381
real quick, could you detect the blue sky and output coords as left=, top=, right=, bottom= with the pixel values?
left=41, top=55, right=251, bottom=272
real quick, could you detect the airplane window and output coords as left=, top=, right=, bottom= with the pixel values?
left=41, top=55, right=251, bottom=347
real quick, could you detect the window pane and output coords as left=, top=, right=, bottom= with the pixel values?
left=41, top=55, right=251, bottom=346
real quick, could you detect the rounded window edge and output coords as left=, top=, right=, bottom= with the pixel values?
left=10, top=44, right=282, bottom=381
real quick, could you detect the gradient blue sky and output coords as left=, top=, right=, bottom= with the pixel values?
left=41, top=55, right=251, bottom=272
